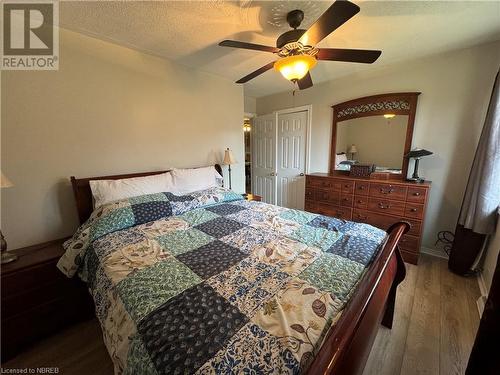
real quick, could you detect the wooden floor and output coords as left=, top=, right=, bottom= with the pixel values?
left=3, top=254, right=480, bottom=375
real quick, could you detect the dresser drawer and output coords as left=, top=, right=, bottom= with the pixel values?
left=354, top=181, right=369, bottom=196
left=307, top=177, right=341, bottom=191
left=400, top=249, right=419, bottom=264
left=354, top=196, right=368, bottom=209
left=406, top=186, right=427, bottom=204
left=317, top=203, right=352, bottom=221
left=315, top=189, right=341, bottom=205
left=405, top=203, right=425, bottom=219
left=305, top=188, right=315, bottom=201
left=368, top=198, right=405, bottom=216
left=399, top=234, right=420, bottom=253
left=340, top=180, right=354, bottom=194
left=352, top=209, right=422, bottom=237
left=369, top=183, right=407, bottom=201
left=340, top=193, right=354, bottom=207
left=304, top=200, right=316, bottom=213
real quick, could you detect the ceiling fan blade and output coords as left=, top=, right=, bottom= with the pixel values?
left=297, top=72, right=313, bottom=90
left=316, top=48, right=382, bottom=63
left=236, top=61, right=276, bottom=84
left=219, top=40, right=279, bottom=53
left=299, top=0, right=360, bottom=46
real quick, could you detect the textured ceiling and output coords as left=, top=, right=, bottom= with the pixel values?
left=60, top=1, right=500, bottom=97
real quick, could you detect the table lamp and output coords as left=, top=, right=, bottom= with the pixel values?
left=1, top=172, right=17, bottom=264
left=348, top=144, right=357, bottom=160
left=223, top=148, right=236, bottom=189
left=405, top=149, right=433, bottom=183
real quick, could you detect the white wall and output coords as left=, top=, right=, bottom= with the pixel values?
left=257, top=41, right=500, bottom=249
left=244, top=96, right=256, bottom=114
left=1, top=28, right=244, bottom=250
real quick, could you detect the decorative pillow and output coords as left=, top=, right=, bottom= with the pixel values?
left=171, top=166, right=222, bottom=195
left=90, top=172, right=175, bottom=208
left=335, top=153, right=348, bottom=167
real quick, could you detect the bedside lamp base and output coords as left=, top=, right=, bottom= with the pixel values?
left=1, top=229, right=17, bottom=264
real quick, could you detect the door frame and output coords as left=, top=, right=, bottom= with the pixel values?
left=275, top=104, right=312, bottom=175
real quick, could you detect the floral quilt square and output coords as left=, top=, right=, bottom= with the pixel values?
left=116, top=258, right=201, bottom=322
left=251, top=278, right=344, bottom=371
left=205, top=203, right=246, bottom=216
left=92, top=228, right=146, bottom=261
left=125, top=335, right=158, bottom=375
left=252, top=237, right=321, bottom=276
left=179, top=208, right=219, bottom=226
left=195, top=217, right=246, bottom=239
left=220, top=226, right=279, bottom=253
left=177, top=240, right=248, bottom=279
left=339, top=221, right=387, bottom=242
left=299, top=253, right=365, bottom=302
left=226, top=209, right=267, bottom=226
left=279, top=209, right=318, bottom=224
left=289, top=225, right=343, bottom=251
left=327, top=235, right=381, bottom=265
left=101, top=238, right=170, bottom=284
left=157, top=228, right=214, bottom=256
left=196, top=323, right=300, bottom=375
left=138, top=217, right=189, bottom=238
left=250, top=216, right=302, bottom=236
left=137, top=283, right=248, bottom=375
left=90, top=206, right=135, bottom=241
left=207, top=257, right=290, bottom=317
left=131, top=201, right=172, bottom=225
left=128, top=193, right=169, bottom=206
left=307, top=215, right=345, bottom=231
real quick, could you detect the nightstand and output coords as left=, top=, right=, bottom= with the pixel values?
left=1, top=239, right=94, bottom=362
left=242, top=193, right=262, bottom=202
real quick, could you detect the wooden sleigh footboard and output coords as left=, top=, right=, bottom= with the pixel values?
left=308, top=221, right=410, bottom=375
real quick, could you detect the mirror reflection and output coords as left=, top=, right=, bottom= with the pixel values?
left=335, top=115, right=408, bottom=173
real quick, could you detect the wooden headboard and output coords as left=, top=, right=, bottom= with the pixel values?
left=70, top=164, right=223, bottom=224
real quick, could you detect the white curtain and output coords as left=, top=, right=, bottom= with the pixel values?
left=459, top=70, right=500, bottom=234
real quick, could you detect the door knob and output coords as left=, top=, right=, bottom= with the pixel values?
left=299, top=173, right=305, bottom=176
left=270, top=172, right=277, bottom=176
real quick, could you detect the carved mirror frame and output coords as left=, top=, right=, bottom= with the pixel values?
left=329, top=92, right=421, bottom=177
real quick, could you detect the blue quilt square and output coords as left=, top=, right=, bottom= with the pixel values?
left=327, top=235, right=381, bottom=265
left=205, top=203, right=246, bottom=216
left=195, top=217, right=246, bottom=238
left=138, top=283, right=248, bottom=375
left=307, top=215, right=344, bottom=231
left=164, top=192, right=194, bottom=202
left=177, top=240, right=248, bottom=279
left=131, top=201, right=172, bottom=225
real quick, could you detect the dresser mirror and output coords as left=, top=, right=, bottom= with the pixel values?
left=330, top=92, right=420, bottom=177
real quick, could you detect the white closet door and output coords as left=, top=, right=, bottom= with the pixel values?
left=276, top=111, right=308, bottom=209
left=252, top=113, right=277, bottom=204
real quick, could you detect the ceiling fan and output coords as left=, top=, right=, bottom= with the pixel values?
left=219, top=0, right=381, bottom=90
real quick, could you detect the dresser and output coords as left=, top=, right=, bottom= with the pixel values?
left=305, top=173, right=431, bottom=264
left=1, top=239, right=94, bottom=362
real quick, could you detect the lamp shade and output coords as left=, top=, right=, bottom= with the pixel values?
left=274, top=55, right=317, bottom=82
left=223, top=148, right=236, bottom=165
left=1, top=172, right=13, bottom=188
left=348, top=144, right=358, bottom=154
left=405, top=149, right=433, bottom=159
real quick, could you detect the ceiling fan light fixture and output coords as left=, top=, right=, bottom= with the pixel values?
left=274, top=54, right=317, bottom=82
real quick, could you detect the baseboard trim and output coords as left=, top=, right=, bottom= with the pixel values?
left=420, top=246, right=449, bottom=259
left=475, top=271, right=488, bottom=317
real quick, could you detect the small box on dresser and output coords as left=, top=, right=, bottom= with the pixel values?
left=1, top=239, right=93, bottom=362
left=305, top=173, right=431, bottom=264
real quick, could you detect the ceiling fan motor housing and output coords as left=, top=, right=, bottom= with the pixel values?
left=276, top=29, right=307, bottom=49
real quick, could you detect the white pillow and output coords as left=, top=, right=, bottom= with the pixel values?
left=90, top=172, right=175, bottom=208
left=171, top=166, right=222, bottom=195
left=335, top=153, right=348, bottom=168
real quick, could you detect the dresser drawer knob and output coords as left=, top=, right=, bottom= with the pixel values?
left=413, top=192, right=421, bottom=196
left=357, top=200, right=363, bottom=203
left=356, top=214, right=367, bottom=220
left=380, top=187, right=395, bottom=194
left=359, top=186, right=366, bottom=190
left=345, top=184, right=350, bottom=188
left=378, top=203, right=391, bottom=209
left=410, top=208, right=418, bottom=212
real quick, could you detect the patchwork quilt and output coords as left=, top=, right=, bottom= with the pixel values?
left=57, top=187, right=387, bottom=375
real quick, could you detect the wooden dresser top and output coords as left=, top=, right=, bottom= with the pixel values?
left=306, top=172, right=432, bottom=187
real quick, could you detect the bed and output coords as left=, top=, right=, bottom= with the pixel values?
left=58, top=164, right=409, bottom=375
